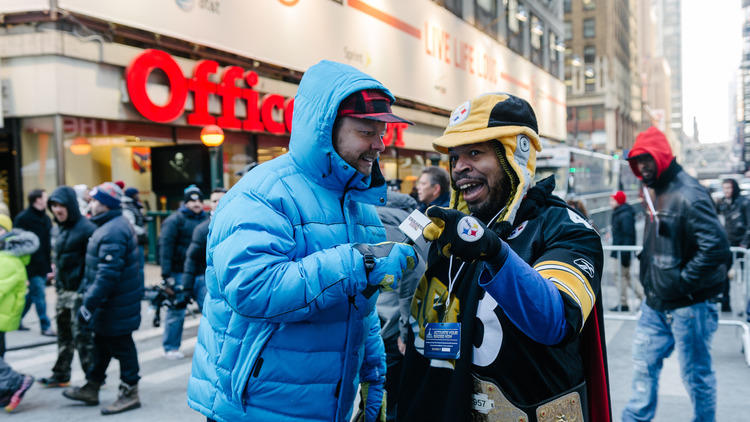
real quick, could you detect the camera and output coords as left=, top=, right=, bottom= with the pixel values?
left=143, top=277, right=191, bottom=327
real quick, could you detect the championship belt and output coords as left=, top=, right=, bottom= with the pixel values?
left=471, top=374, right=586, bottom=422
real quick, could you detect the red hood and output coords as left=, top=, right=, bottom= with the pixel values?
left=627, top=126, right=674, bottom=180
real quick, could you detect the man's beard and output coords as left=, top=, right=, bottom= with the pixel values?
left=467, top=176, right=511, bottom=224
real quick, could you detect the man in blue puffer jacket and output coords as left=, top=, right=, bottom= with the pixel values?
left=187, top=60, right=418, bottom=422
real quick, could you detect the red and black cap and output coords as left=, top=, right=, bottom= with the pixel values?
left=337, top=90, right=414, bottom=125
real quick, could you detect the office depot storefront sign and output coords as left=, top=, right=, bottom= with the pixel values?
left=125, top=49, right=293, bottom=134
left=124, top=49, right=409, bottom=146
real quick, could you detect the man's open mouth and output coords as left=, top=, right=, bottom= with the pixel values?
left=457, top=180, right=486, bottom=202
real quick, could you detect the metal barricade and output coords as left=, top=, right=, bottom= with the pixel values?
left=602, top=245, right=750, bottom=367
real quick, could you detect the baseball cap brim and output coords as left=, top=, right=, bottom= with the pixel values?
left=347, top=112, right=414, bottom=125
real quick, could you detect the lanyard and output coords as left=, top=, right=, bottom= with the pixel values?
left=642, top=185, right=659, bottom=224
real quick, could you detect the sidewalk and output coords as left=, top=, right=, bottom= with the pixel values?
left=5, top=264, right=164, bottom=352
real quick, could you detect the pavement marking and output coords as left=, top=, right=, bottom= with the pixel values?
left=10, top=317, right=201, bottom=371
left=141, top=361, right=193, bottom=384
left=68, top=336, right=198, bottom=384
left=604, top=319, right=625, bottom=344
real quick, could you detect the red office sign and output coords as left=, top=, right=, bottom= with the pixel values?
left=125, top=49, right=294, bottom=134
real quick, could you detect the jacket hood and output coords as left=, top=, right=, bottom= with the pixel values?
left=0, top=228, right=39, bottom=257
left=48, top=186, right=83, bottom=226
left=384, top=191, right=418, bottom=212
left=628, top=126, right=674, bottom=181
left=288, top=60, right=389, bottom=196
left=725, top=178, right=740, bottom=200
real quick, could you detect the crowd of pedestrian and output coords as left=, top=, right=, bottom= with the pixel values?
left=0, top=179, right=218, bottom=415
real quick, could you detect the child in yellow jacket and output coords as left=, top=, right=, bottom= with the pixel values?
left=0, top=213, right=39, bottom=412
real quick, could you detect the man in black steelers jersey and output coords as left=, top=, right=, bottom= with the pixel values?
left=398, top=93, right=611, bottom=422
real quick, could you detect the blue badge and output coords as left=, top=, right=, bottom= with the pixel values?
left=424, top=322, right=461, bottom=360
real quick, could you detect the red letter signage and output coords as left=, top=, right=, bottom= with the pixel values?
left=126, top=50, right=302, bottom=135
left=125, top=49, right=188, bottom=123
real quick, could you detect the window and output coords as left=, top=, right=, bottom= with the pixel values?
left=564, top=21, right=572, bottom=40
left=475, top=0, right=498, bottom=38
left=583, top=45, right=595, bottom=63
left=432, top=0, right=463, bottom=18
left=531, top=16, right=543, bottom=50
left=564, top=0, right=571, bottom=13
left=507, top=0, right=520, bottom=34
left=582, top=0, right=595, bottom=11
left=583, top=18, right=595, bottom=38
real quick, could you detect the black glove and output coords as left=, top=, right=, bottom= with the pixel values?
left=77, top=305, right=93, bottom=326
left=171, top=286, right=191, bottom=309
left=423, top=206, right=502, bottom=261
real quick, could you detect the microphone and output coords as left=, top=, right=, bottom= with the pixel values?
left=361, top=209, right=431, bottom=298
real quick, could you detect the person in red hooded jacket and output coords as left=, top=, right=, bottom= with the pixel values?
left=621, top=127, right=730, bottom=422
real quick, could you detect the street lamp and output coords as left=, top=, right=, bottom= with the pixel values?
left=70, top=137, right=92, bottom=155
left=201, top=125, right=225, bottom=190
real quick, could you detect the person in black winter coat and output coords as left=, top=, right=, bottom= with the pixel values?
left=716, top=178, right=750, bottom=312
left=39, top=186, right=97, bottom=388
left=374, top=190, right=427, bottom=422
left=609, top=190, right=642, bottom=312
left=62, top=182, right=143, bottom=415
left=14, top=189, right=54, bottom=335
left=158, top=185, right=207, bottom=359
left=180, top=188, right=226, bottom=311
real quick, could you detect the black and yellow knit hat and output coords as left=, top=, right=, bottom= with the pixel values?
left=434, top=93, right=540, bottom=153
left=435, top=93, right=542, bottom=224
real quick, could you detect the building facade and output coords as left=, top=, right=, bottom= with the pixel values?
left=0, top=0, right=566, bottom=214
left=637, top=0, right=676, bottom=153
left=740, top=0, right=750, bottom=170
left=563, top=0, right=641, bottom=154
left=653, top=0, right=683, bottom=138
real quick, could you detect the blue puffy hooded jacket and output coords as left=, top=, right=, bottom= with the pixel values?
left=188, top=60, right=391, bottom=421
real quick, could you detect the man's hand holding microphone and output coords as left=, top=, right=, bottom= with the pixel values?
left=353, top=242, right=418, bottom=298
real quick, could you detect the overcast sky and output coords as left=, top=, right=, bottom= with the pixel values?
left=681, top=0, right=743, bottom=143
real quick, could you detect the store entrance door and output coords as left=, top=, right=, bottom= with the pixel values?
left=0, top=119, right=20, bottom=215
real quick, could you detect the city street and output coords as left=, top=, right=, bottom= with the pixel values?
left=3, top=264, right=750, bottom=421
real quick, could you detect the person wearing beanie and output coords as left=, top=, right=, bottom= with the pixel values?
left=14, top=189, right=54, bottom=336
left=63, top=182, right=144, bottom=415
left=398, top=93, right=610, bottom=422
left=37, top=186, right=97, bottom=388
left=0, top=215, right=39, bottom=412
left=158, top=184, right=207, bottom=359
left=608, top=191, right=641, bottom=312
left=621, top=127, right=730, bottom=422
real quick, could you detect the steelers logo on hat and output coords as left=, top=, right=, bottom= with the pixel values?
left=449, top=101, right=471, bottom=127
left=457, top=216, right=484, bottom=242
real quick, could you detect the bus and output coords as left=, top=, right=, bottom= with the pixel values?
left=535, top=146, right=640, bottom=231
